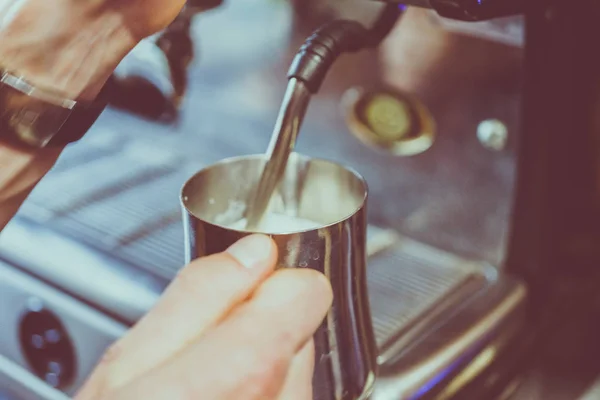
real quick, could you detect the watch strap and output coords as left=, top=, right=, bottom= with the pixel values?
left=47, top=77, right=114, bottom=147
left=0, top=74, right=113, bottom=150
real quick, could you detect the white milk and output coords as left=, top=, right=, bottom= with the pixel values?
left=228, top=213, right=321, bottom=234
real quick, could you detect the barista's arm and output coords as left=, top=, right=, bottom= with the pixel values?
left=0, top=0, right=184, bottom=230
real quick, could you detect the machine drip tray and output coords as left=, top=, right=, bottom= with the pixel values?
left=0, top=221, right=527, bottom=400
left=365, top=228, right=527, bottom=399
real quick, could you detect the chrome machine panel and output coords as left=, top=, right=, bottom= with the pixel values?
left=0, top=261, right=126, bottom=398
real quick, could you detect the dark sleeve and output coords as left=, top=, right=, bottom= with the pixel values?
left=47, top=76, right=115, bottom=147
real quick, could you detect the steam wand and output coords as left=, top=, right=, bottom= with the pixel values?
left=244, top=5, right=403, bottom=230
left=243, top=77, right=310, bottom=230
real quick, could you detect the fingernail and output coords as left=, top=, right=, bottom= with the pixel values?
left=227, top=234, right=273, bottom=269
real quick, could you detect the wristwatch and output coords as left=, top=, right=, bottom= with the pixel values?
left=0, top=70, right=113, bottom=150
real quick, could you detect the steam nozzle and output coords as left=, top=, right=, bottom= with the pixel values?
left=287, top=3, right=403, bottom=93
left=286, top=20, right=367, bottom=93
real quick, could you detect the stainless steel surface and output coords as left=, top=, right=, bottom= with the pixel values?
left=364, top=234, right=525, bottom=399
left=375, top=276, right=525, bottom=399
left=0, top=354, right=67, bottom=400
left=245, top=78, right=311, bottom=230
left=0, top=219, right=165, bottom=324
left=181, top=153, right=376, bottom=400
left=430, top=13, right=524, bottom=47
left=367, top=237, right=495, bottom=358
left=0, top=261, right=127, bottom=396
left=366, top=2, right=524, bottom=46
left=391, top=0, right=430, bottom=8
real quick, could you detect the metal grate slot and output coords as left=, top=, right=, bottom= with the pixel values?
left=50, top=131, right=126, bottom=174
left=51, top=147, right=114, bottom=174
left=117, top=225, right=403, bottom=281
left=117, top=221, right=186, bottom=278
left=367, top=239, right=484, bottom=347
left=51, top=167, right=199, bottom=249
left=26, top=153, right=174, bottom=215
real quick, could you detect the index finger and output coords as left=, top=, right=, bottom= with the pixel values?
left=111, top=268, right=333, bottom=400
left=77, top=234, right=278, bottom=397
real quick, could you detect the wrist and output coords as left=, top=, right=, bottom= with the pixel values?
left=0, top=0, right=137, bottom=100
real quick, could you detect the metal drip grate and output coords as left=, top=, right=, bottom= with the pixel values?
left=49, top=130, right=126, bottom=174
left=365, top=236, right=485, bottom=348
left=117, top=221, right=186, bottom=278
left=17, top=136, right=201, bottom=265
left=26, top=156, right=174, bottom=216
left=52, top=168, right=194, bottom=249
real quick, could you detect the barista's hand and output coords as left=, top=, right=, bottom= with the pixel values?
left=0, top=0, right=187, bottom=230
left=76, top=234, right=332, bottom=400
left=0, top=0, right=186, bottom=100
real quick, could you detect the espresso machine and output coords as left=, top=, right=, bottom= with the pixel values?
left=0, top=0, right=598, bottom=399
left=224, top=0, right=600, bottom=397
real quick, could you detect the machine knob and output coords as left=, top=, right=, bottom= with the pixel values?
left=18, top=299, right=76, bottom=390
left=341, top=86, right=435, bottom=157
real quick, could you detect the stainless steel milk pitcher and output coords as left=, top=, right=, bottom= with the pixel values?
left=180, top=153, right=377, bottom=400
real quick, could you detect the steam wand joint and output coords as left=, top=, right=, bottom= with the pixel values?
left=287, top=20, right=369, bottom=94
